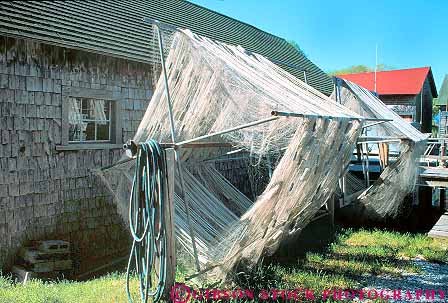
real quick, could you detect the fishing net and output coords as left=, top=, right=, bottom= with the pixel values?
left=96, top=29, right=363, bottom=281
left=333, top=78, right=428, bottom=221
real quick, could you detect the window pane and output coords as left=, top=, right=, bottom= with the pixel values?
left=69, top=124, right=82, bottom=141
left=97, top=122, right=110, bottom=141
left=82, top=98, right=94, bottom=120
left=68, top=98, right=82, bottom=142
left=68, top=97, right=112, bottom=143
left=91, top=99, right=109, bottom=124
left=104, top=100, right=110, bottom=118
left=84, top=122, right=95, bottom=141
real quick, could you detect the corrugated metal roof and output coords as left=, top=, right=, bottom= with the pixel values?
left=338, top=67, right=437, bottom=96
left=0, top=0, right=333, bottom=95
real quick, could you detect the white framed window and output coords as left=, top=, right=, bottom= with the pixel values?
left=58, top=86, right=124, bottom=150
left=68, top=97, right=112, bottom=143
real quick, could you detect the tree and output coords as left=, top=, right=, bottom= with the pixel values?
left=329, top=64, right=395, bottom=76
left=287, top=40, right=306, bottom=57
left=329, top=65, right=372, bottom=75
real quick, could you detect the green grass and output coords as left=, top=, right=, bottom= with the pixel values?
left=338, top=229, right=448, bottom=264
left=0, top=272, right=142, bottom=303
left=0, top=229, right=446, bottom=303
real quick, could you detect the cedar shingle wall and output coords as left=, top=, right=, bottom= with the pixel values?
left=0, top=35, right=155, bottom=273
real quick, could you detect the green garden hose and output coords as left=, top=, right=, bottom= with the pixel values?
left=126, top=140, right=168, bottom=303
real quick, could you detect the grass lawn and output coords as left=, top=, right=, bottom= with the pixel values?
left=0, top=228, right=447, bottom=303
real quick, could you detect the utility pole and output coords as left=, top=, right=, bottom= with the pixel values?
left=374, top=44, right=378, bottom=94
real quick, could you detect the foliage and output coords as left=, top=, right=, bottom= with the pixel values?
left=329, top=64, right=395, bottom=76
left=287, top=40, right=306, bottom=57
left=329, top=65, right=372, bottom=75
left=0, top=272, right=140, bottom=303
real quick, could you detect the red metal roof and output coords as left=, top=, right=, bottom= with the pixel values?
left=337, top=67, right=436, bottom=96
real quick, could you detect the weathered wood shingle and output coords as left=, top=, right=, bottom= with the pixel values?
left=0, top=0, right=333, bottom=95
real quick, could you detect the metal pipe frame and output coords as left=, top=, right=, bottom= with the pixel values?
left=271, top=110, right=361, bottom=121
left=141, top=17, right=309, bottom=73
left=150, top=20, right=201, bottom=272
left=175, top=116, right=280, bottom=147
left=357, top=139, right=402, bottom=145
left=271, top=110, right=392, bottom=123
left=362, top=120, right=390, bottom=129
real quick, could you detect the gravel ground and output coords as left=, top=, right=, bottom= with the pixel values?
left=360, top=260, right=448, bottom=302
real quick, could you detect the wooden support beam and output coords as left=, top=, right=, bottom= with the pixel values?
left=440, top=188, right=446, bottom=211
left=328, top=195, right=335, bottom=229
left=378, top=142, right=389, bottom=170
left=440, top=143, right=446, bottom=168
left=356, top=144, right=362, bottom=162
left=162, top=148, right=176, bottom=300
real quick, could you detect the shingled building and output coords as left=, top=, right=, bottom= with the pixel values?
left=0, top=0, right=332, bottom=274
left=338, top=67, right=437, bottom=133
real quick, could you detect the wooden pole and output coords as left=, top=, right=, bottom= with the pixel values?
left=360, top=144, right=367, bottom=186
left=163, top=148, right=176, bottom=300
left=440, top=143, right=446, bottom=168
left=440, top=187, right=446, bottom=211
left=378, top=143, right=389, bottom=170
left=154, top=23, right=201, bottom=271
left=328, top=195, right=335, bottom=229
left=365, top=143, right=370, bottom=187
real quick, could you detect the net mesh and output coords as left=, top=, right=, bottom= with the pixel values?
left=96, top=29, right=363, bottom=280
left=333, top=78, right=428, bottom=221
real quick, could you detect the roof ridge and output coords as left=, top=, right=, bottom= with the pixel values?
left=338, top=66, right=430, bottom=76
left=184, top=0, right=286, bottom=42
left=0, top=0, right=334, bottom=94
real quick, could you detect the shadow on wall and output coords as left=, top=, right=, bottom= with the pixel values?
left=4, top=195, right=130, bottom=279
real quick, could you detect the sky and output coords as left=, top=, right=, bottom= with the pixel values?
left=189, top=0, right=447, bottom=90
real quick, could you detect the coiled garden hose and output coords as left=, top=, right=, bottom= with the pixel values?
left=126, top=140, right=168, bottom=303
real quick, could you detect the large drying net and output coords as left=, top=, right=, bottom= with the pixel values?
left=333, top=78, right=428, bottom=221
left=98, top=29, right=363, bottom=280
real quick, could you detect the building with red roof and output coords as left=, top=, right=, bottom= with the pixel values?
left=338, top=67, right=437, bottom=133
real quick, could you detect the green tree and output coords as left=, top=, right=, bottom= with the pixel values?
left=329, top=65, right=372, bottom=75
left=376, top=64, right=396, bottom=72
left=287, top=40, right=306, bottom=57
left=329, top=64, right=395, bottom=75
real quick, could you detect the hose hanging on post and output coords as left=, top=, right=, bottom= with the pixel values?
left=126, top=140, right=168, bottom=303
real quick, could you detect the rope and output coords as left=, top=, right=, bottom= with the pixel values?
left=126, top=139, right=168, bottom=303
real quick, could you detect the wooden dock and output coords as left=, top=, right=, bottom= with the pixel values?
left=428, top=211, right=448, bottom=239
left=419, top=166, right=448, bottom=187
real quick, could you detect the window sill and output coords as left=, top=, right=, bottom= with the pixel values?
left=55, top=143, right=124, bottom=151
